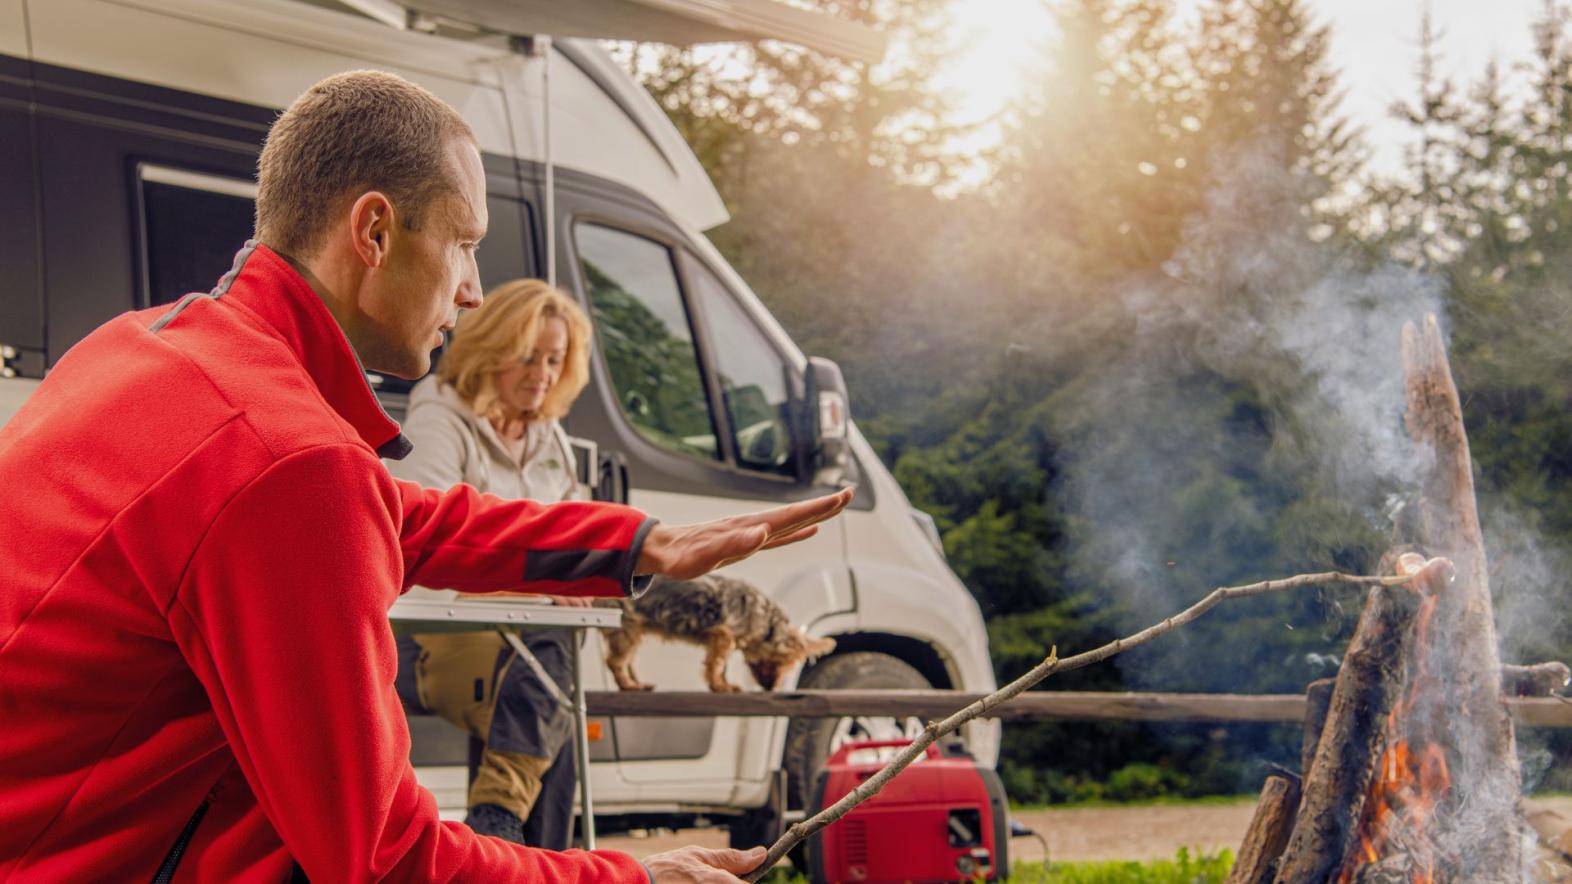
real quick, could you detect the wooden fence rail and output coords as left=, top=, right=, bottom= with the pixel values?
left=584, top=689, right=1572, bottom=728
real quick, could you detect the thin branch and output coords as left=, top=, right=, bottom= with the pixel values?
left=742, top=570, right=1410, bottom=881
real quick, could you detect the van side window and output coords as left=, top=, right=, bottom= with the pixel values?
left=576, top=223, right=719, bottom=461
left=685, top=262, right=795, bottom=477
left=137, top=165, right=256, bottom=307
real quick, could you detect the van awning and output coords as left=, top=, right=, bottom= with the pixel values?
left=362, top=0, right=887, bottom=63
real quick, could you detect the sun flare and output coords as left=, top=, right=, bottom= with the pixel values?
left=934, top=0, right=1057, bottom=125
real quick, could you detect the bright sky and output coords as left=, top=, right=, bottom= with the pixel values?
left=932, top=0, right=1544, bottom=183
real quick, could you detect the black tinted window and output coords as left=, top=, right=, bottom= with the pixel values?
left=139, top=170, right=255, bottom=307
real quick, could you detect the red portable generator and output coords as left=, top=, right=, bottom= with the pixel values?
left=806, top=739, right=1010, bottom=883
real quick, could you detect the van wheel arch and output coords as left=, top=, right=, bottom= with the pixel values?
left=807, top=631, right=953, bottom=690
left=727, top=640, right=948, bottom=851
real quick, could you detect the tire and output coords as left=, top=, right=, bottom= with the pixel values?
left=782, top=653, right=929, bottom=876
left=728, top=654, right=926, bottom=852
left=781, top=651, right=929, bottom=869
left=727, top=768, right=786, bottom=850
left=726, top=805, right=777, bottom=850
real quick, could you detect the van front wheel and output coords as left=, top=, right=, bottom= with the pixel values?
left=782, top=651, right=929, bottom=819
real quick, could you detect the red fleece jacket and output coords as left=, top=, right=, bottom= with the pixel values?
left=0, top=243, right=655, bottom=882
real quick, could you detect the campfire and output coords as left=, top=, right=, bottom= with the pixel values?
left=1228, top=317, right=1562, bottom=884
left=743, top=314, right=1569, bottom=884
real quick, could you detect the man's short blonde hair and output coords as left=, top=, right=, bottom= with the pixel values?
left=438, top=279, right=594, bottom=423
left=255, top=70, right=476, bottom=258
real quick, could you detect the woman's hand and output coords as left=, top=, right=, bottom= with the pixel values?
left=550, top=595, right=593, bottom=608
left=635, top=488, right=854, bottom=581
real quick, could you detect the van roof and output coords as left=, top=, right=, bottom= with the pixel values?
left=19, top=0, right=732, bottom=230
left=391, top=0, right=886, bottom=64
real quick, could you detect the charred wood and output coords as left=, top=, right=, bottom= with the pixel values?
left=1272, top=583, right=1421, bottom=884
left=1227, top=775, right=1300, bottom=884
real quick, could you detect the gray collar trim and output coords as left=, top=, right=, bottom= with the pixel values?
left=148, top=240, right=258, bottom=333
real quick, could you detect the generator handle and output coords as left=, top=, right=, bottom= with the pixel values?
left=825, top=739, right=938, bottom=767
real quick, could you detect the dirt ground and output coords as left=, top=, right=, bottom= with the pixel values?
left=598, top=795, right=1572, bottom=865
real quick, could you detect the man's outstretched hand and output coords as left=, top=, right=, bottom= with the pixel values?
left=644, top=846, right=766, bottom=883
left=636, top=488, right=854, bottom=581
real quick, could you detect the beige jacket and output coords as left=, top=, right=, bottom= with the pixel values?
left=386, top=375, right=583, bottom=504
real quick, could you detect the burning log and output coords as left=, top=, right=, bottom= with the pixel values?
left=1235, top=608, right=1557, bottom=880
left=1271, top=558, right=1433, bottom=884
left=1333, top=555, right=1458, bottom=884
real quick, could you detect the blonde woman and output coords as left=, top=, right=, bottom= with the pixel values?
left=389, top=279, right=594, bottom=847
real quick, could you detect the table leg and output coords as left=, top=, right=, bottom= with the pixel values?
left=572, top=627, right=596, bottom=849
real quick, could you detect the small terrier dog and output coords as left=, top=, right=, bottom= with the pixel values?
left=595, top=574, right=836, bottom=693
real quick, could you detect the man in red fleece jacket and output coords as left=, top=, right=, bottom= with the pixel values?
left=0, top=71, right=849, bottom=882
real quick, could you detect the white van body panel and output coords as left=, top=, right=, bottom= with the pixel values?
left=0, top=379, right=41, bottom=431
left=0, top=1, right=25, bottom=58
left=26, top=0, right=727, bottom=232
left=496, top=45, right=730, bottom=230
left=27, top=0, right=516, bottom=154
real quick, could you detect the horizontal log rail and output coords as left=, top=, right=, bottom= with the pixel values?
left=584, top=689, right=1572, bottom=727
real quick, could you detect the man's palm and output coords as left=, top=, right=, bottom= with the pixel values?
left=636, top=488, right=854, bottom=580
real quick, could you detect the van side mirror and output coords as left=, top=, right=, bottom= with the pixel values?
left=798, top=356, right=850, bottom=487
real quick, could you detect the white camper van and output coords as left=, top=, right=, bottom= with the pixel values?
left=0, top=0, right=998, bottom=844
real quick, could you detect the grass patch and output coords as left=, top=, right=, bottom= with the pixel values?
left=755, top=848, right=1234, bottom=883
left=1010, top=794, right=1257, bottom=812
left=1006, top=848, right=1234, bottom=882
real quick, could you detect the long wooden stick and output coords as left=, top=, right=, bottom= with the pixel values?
left=741, top=570, right=1411, bottom=881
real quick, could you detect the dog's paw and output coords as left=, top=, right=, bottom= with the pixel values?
left=709, top=683, right=743, bottom=693
left=636, top=683, right=656, bottom=692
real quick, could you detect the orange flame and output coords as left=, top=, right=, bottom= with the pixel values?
left=1339, top=557, right=1455, bottom=884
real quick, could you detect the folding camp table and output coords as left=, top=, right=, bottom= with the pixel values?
left=388, top=593, right=622, bottom=848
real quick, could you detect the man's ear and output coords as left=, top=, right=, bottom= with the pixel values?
left=348, top=191, right=395, bottom=268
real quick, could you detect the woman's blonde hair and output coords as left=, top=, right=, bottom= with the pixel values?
left=436, top=279, right=593, bottom=423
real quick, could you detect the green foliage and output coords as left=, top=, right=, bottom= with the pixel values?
left=1358, top=1, right=1572, bottom=675
left=628, top=0, right=1572, bottom=804
left=1008, top=848, right=1234, bottom=883
left=1002, top=761, right=1202, bottom=805
left=752, top=849, right=1233, bottom=883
